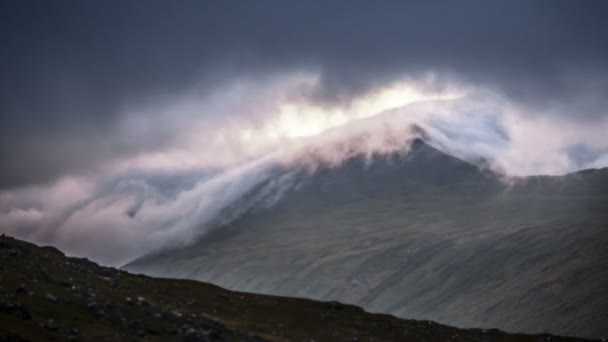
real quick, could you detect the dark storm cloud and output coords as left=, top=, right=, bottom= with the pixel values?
left=1, top=0, right=607, bottom=188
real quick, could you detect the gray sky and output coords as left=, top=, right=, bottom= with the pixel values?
left=1, top=0, right=608, bottom=189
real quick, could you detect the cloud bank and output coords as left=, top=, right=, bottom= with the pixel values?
left=2, top=87, right=607, bottom=265
left=1, top=1, right=607, bottom=264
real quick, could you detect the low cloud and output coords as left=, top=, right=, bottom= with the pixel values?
left=1, top=81, right=607, bottom=265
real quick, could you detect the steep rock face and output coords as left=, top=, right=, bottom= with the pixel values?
left=126, top=140, right=608, bottom=339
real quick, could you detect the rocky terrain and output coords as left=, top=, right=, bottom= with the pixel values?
left=0, top=235, right=600, bottom=341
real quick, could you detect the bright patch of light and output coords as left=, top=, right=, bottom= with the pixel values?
left=256, top=82, right=464, bottom=140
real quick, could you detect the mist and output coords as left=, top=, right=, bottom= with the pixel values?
left=1, top=1, right=608, bottom=264
left=1, top=75, right=607, bottom=265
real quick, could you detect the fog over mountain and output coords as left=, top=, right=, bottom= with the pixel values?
left=1, top=2, right=607, bottom=339
left=2, top=1, right=608, bottom=262
left=2, top=94, right=608, bottom=265
left=125, top=136, right=608, bottom=338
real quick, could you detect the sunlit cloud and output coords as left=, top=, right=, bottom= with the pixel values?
left=263, top=82, right=464, bottom=139
left=1, top=73, right=607, bottom=265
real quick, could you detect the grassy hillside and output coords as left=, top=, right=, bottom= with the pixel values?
left=1, top=235, right=599, bottom=341
left=126, top=141, right=608, bottom=339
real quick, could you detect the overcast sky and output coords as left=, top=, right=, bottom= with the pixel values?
left=1, top=1, right=608, bottom=263
left=1, top=0, right=608, bottom=188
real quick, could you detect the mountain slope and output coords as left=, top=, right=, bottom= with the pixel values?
left=125, top=140, right=608, bottom=339
left=2, top=235, right=599, bottom=342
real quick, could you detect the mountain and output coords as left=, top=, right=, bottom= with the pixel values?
left=125, top=138, right=608, bottom=339
left=2, top=235, right=599, bottom=342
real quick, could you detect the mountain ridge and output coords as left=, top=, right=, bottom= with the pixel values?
left=125, top=139, right=608, bottom=339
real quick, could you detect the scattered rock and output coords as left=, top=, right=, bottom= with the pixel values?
left=179, top=326, right=212, bottom=342
left=87, top=301, right=106, bottom=317
left=126, top=296, right=149, bottom=306
left=42, top=319, right=58, bottom=332
left=46, top=293, right=57, bottom=302
left=137, top=296, right=150, bottom=306
left=1, top=234, right=594, bottom=342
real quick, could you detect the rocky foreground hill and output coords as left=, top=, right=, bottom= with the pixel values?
left=0, top=235, right=599, bottom=341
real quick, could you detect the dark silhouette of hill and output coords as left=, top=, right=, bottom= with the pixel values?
left=3, top=235, right=600, bottom=341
